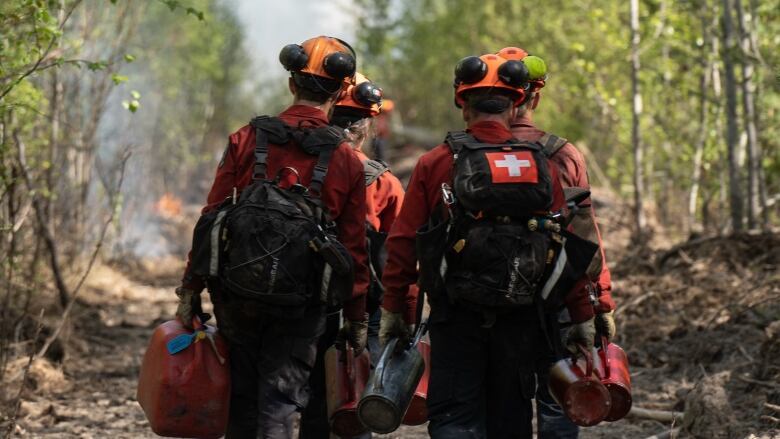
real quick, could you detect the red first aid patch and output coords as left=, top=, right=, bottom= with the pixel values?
left=486, top=151, right=538, bottom=184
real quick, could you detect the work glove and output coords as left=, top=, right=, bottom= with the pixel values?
left=339, top=318, right=369, bottom=355
left=566, top=317, right=596, bottom=355
left=175, top=287, right=199, bottom=330
left=595, top=310, right=617, bottom=340
left=378, top=309, right=413, bottom=347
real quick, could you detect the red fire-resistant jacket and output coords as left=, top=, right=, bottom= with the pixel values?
left=381, top=120, right=595, bottom=324
left=510, top=114, right=615, bottom=313
left=181, top=105, right=369, bottom=321
left=354, top=150, right=405, bottom=233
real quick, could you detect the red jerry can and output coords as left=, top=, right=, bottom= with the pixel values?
left=324, top=344, right=372, bottom=437
left=595, top=337, right=632, bottom=422
left=548, top=347, right=611, bottom=427
left=402, top=339, right=430, bottom=425
left=136, top=318, right=230, bottom=439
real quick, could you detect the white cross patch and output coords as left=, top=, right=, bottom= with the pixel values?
left=494, top=154, right=532, bottom=177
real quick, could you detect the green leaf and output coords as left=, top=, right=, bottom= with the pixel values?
left=130, top=90, right=141, bottom=99
left=186, top=7, right=205, bottom=21
left=111, top=74, right=129, bottom=85
left=122, top=99, right=140, bottom=113
left=124, top=54, right=135, bottom=63
left=87, top=60, right=108, bottom=71
left=162, top=0, right=178, bottom=11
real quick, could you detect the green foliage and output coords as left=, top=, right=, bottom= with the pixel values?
left=353, top=0, right=780, bottom=230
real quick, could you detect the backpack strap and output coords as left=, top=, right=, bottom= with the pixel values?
left=251, top=116, right=273, bottom=181
left=363, top=159, right=390, bottom=186
left=250, top=116, right=342, bottom=194
left=309, top=146, right=334, bottom=196
left=539, top=133, right=568, bottom=158
left=445, top=130, right=477, bottom=156
left=306, top=125, right=343, bottom=196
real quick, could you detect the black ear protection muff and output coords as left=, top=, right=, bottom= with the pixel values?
left=323, top=51, right=356, bottom=79
left=454, top=56, right=488, bottom=85
left=279, top=44, right=308, bottom=71
left=353, top=81, right=383, bottom=107
left=498, top=60, right=530, bottom=88
left=279, top=39, right=357, bottom=80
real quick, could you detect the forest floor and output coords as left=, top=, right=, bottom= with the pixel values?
left=2, top=199, right=780, bottom=438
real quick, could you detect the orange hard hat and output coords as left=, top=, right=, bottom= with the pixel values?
left=336, top=72, right=383, bottom=116
left=279, top=36, right=356, bottom=82
left=496, top=46, right=547, bottom=92
left=453, top=54, right=529, bottom=107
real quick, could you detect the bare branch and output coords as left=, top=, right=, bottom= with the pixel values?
left=13, top=128, right=71, bottom=308
left=36, top=148, right=130, bottom=360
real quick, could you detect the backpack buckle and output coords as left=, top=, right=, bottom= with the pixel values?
left=441, top=183, right=455, bottom=206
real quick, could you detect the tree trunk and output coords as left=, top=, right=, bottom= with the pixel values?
left=741, top=0, right=768, bottom=229
left=736, top=0, right=759, bottom=229
left=630, top=0, right=647, bottom=238
left=721, top=0, right=743, bottom=231
left=689, top=11, right=714, bottom=234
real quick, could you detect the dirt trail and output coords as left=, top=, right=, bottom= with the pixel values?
left=6, top=229, right=780, bottom=438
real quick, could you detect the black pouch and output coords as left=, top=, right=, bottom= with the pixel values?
left=537, top=229, right=598, bottom=311
left=446, top=219, right=550, bottom=308
left=189, top=199, right=235, bottom=279
left=366, top=227, right=388, bottom=314
left=317, top=234, right=355, bottom=310
left=415, top=214, right=451, bottom=302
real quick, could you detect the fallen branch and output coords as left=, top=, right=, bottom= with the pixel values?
left=642, top=427, right=681, bottom=439
left=760, top=415, right=780, bottom=424
left=3, top=309, right=44, bottom=439
left=764, top=402, right=780, bottom=414
left=629, top=406, right=685, bottom=423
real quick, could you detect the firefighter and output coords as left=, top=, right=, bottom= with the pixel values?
left=379, top=53, right=597, bottom=438
left=299, top=73, right=406, bottom=439
left=175, top=36, right=370, bottom=439
left=497, top=46, right=617, bottom=439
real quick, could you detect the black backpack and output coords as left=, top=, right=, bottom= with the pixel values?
left=363, top=159, right=390, bottom=314
left=188, top=116, right=354, bottom=311
left=415, top=130, right=597, bottom=312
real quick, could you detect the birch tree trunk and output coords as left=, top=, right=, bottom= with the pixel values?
left=630, top=0, right=647, bottom=237
left=689, top=10, right=714, bottom=233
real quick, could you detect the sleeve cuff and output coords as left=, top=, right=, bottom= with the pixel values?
left=595, top=291, right=616, bottom=313
left=565, top=278, right=596, bottom=323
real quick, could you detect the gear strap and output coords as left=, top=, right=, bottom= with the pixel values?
left=310, top=146, right=334, bottom=196
left=539, top=133, right=568, bottom=158
left=250, top=115, right=336, bottom=197
left=363, top=159, right=390, bottom=186
left=444, top=130, right=477, bottom=156
left=252, top=116, right=272, bottom=181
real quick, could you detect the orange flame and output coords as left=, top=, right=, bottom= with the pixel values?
left=154, top=193, right=182, bottom=219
